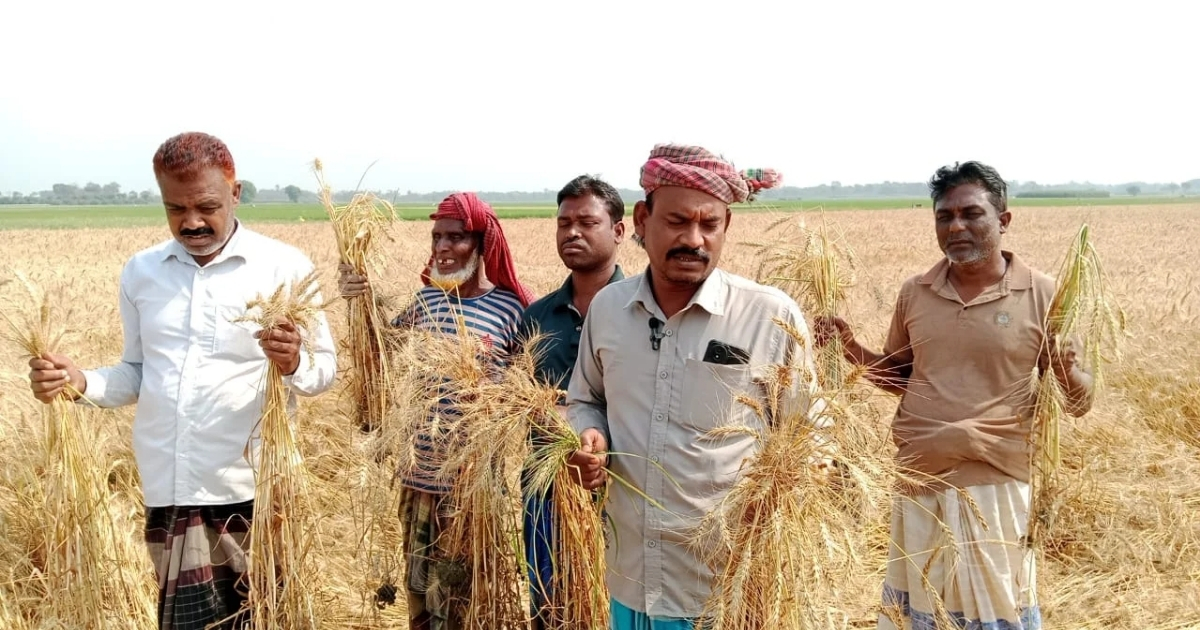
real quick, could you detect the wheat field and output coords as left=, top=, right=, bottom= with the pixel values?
left=1, top=203, right=1198, bottom=629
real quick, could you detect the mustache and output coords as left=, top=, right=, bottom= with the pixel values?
left=180, top=227, right=215, bottom=237
left=667, top=247, right=710, bottom=261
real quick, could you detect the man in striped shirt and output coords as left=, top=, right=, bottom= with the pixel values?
left=339, top=192, right=534, bottom=630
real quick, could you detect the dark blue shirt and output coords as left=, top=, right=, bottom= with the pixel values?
left=516, top=266, right=626, bottom=394
left=519, top=266, right=625, bottom=612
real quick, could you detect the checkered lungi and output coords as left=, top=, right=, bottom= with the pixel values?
left=399, top=485, right=469, bottom=630
left=144, top=500, right=253, bottom=630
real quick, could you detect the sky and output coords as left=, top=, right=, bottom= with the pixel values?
left=1, top=0, right=1196, bottom=195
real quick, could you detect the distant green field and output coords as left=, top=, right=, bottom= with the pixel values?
left=0, top=196, right=1194, bottom=230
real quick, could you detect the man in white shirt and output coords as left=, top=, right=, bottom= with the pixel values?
left=26, top=131, right=338, bottom=630
left=564, top=143, right=823, bottom=629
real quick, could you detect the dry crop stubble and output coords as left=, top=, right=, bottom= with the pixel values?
left=0, top=202, right=1197, bottom=627
left=0, top=269, right=158, bottom=628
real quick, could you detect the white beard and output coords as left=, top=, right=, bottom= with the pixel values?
left=429, top=251, right=481, bottom=290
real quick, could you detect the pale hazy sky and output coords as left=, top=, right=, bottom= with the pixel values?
left=1, top=1, right=1195, bottom=195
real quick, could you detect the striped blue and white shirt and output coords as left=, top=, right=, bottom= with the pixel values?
left=392, top=284, right=525, bottom=494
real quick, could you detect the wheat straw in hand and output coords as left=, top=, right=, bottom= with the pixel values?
left=0, top=270, right=156, bottom=628
left=234, top=269, right=327, bottom=630
left=313, top=158, right=399, bottom=432
left=519, top=333, right=610, bottom=630
left=1028, top=223, right=1125, bottom=547
left=693, top=319, right=908, bottom=630
left=745, top=213, right=858, bottom=388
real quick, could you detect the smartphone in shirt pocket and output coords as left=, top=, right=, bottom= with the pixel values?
left=681, top=340, right=753, bottom=433
left=702, top=339, right=750, bottom=366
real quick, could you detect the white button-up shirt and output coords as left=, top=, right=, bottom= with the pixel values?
left=79, top=223, right=338, bottom=507
left=566, top=267, right=824, bottom=619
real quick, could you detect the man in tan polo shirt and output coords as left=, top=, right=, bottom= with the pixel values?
left=563, top=143, right=825, bottom=629
left=816, top=160, right=1094, bottom=630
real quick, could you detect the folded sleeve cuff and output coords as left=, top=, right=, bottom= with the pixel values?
left=75, top=369, right=108, bottom=405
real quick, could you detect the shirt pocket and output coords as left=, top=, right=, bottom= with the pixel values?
left=679, top=358, right=755, bottom=435
left=212, top=302, right=265, bottom=361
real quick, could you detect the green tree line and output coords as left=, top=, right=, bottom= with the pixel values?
left=3, top=178, right=1197, bottom=206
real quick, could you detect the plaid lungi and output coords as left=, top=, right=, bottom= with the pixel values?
left=144, top=500, right=253, bottom=630
left=878, top=480, right=1041, bottom=630
left=399, top=485, right=469, bottom=630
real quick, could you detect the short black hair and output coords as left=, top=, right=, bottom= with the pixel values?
left=557, top=175, right=625, bottom=223
left=929, top=161, right=1008, bottom=215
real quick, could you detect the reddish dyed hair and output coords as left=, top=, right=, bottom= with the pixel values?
left=152, top=131, right=237, bottom=185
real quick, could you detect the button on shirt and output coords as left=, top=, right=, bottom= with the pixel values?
left=566, top=267, right=824, bottom=618
left=78, top=223, right=338, bottom=508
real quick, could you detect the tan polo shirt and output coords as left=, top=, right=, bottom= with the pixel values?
left=566, top=267, right=825, bottom=618
left=883, top=251, right=1055, bottom=492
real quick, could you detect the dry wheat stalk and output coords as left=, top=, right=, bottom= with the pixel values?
left=691, top=318, right=945, bottom=630
left=419, top=321, right=530, bottom=630
left=313, top=158, right=400, bottom=433
left=1029, top=224, right=1125, bottom=548
left=234, top=269, right=327, bottom=630
left=517, top=332, right=609, bottom=630
left=744, top=212, right=858, bottom=388
left=0, top=270, right=157, bottom=628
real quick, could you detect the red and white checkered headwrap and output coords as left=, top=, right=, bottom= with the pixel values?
left=640, top=143, right=782, bottom=204
left=421, top=192, right=536, bottom=308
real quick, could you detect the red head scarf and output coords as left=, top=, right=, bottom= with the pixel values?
left=421, top=192, right=536, bottom=308
left=639, top=143, right=782, bottom=204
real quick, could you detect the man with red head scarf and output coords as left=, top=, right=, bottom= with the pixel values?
left=418, top=192, right=536, bottom=307
left=339, top=191, right=533, bottom=630
left=563, top=143, right=827, bottom=629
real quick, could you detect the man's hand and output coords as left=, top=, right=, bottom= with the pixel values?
left=256, top=319, right=302, bottom=376
left=566, top=428, right=609, bottom=490
left=1040, top=334, right=1079, bottom=380
left=1039, top=333, right=1095, bottom=416
left=338, top=263, right=369, bottom=300
left=812, top=315, right=855, bottom=350
left=813, top=315, right=868, bottom=364
left=28, top=353, right=86, bottom=403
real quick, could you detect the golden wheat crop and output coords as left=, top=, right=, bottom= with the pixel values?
left=0, top=202, right=1197, bottom=628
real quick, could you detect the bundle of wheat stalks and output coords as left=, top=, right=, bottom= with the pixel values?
left=387, top=315, right=610, bottom=629
left=692, top=318, right=898, bottom=630
left=385, top=317, right=523, bottom=627
left=514, top=333, right=610, bottom=630
left=0, top=270, right=157, bottom=628
left=313, top=158, right=399, bottom=432
left=1028, top=224, right=1125, bottom=547
left=235, top=269, right=327, bottom=629
left=747, top=212, right=858, bottom=387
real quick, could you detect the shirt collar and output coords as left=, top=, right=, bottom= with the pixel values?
left=919, top=250, right=1032, bottom=299
left=551, top=265, right=626, bottom=311
left=625, top=266, right=727, bottom=317
left=160, top=220, right=250, bottom=266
